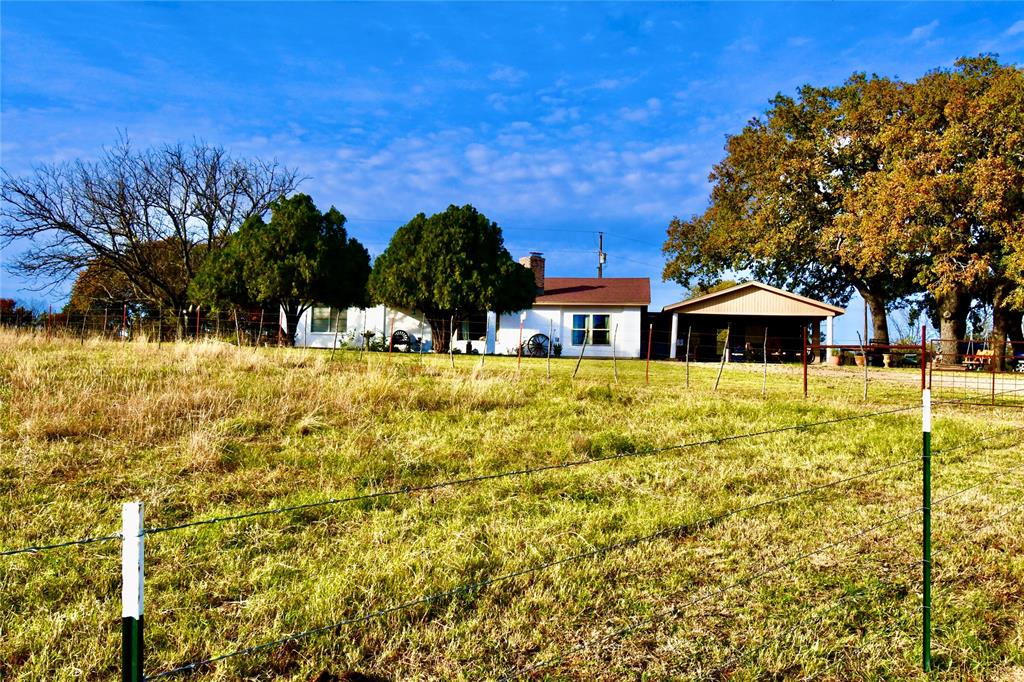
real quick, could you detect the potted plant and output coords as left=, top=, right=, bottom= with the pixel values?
left=853, top=351, right=866, bottom=367
left=828, top=348, right=841, bottom=366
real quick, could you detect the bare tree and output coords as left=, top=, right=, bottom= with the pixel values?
left=1, top=137, right=301, bottom=333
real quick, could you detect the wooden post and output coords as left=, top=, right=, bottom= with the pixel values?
left=611, top=323, right=619, bottom=383
left=256, top=309, right=265, bottom=349
left=449, top=316, right=455, bottom=369
left=195, top=306, right=201, bottom=341
left=80, top=311, right=88, bottom=346
left=571, top=327, right=588, bottom=380
left=857, top=331, right=868, bottom=401
left=714, top=323, right=729, bottom=392
left=645, top=323, right=653, bottom=385
left=516, top=315, right=524, bottom=371
left=233, top=309, right=241, bottom=346
left=762, top=327, right=768, bottom=398
left=330, top=309, right=341, bottom=362
left=992, top=350, right=997, bottom=405
left=388, top=312, right=396, bottom=359
left=122, top=304, right=129, bottom=344
left=547, top=319, right=553, bottom=381
left=684, top=325, right=691, bottom=389
left=418, top=317, right=425, bottom=363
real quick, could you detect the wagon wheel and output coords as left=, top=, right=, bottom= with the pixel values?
left=525, top=333, right=550, bottom=357
left=391, top=329, right=410, bottom=347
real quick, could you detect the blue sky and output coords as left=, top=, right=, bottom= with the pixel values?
left=3, top=2, right=1024, bottom=340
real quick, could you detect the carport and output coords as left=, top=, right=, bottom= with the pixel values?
left=663, top=282, right=845, bottom=362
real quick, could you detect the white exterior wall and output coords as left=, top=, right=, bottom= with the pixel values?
left=494, top=306, right=643, bottom=358
left=293, top=304, right=494, bottom=354
left=293, top=304, right=436, bottom=351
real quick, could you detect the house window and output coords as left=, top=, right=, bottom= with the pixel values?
left=311, top=306, right=345, bottom=333
left=460, top=312, right=488, bottom=341
left=571, top=313, right=611, bottom=345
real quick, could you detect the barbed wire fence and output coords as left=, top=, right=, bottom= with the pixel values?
left=3, top=387, right=1021, bottom=680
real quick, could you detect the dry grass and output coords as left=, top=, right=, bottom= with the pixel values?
left=1, top=330, right=1022, bottom=681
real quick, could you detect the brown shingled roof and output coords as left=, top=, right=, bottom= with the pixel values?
left=534, top=277, right=651, bottom=306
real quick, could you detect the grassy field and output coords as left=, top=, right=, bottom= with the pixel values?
left=1, top=331, right=1022, bottom=681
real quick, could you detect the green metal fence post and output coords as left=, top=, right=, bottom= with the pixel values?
left=922, top=388, right=932, bottom=672
left=122, top=502, right=144, bottom=682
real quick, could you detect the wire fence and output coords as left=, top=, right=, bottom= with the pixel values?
left=2, top=384, right=1020, bottom=679
left=12, top=310, right=1024, bottom=414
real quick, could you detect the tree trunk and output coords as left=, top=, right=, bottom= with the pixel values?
left=284, top=308, right=301, bottom=347
left=858, top=288, right=891, bottom=346
left=426, top=314, right=458, bottom=353
left=936, top=290, right=970, bottom=365
left=992, top=283, right=1023, bottom=371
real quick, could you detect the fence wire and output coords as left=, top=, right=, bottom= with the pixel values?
left=501, top=507, right=921, bottom=680
left=144, top=456, right=916, bottom=679
left=143, top=404, right=923, bottom=538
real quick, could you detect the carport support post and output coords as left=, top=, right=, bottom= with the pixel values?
left=922, top=389, right=932, bottom=673
left=121, top=502, right=144, bottom=682
left=669, top=313, right=678, bottom=360
left=645, top=323, right=653, bottom=384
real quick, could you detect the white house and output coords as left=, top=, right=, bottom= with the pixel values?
left=291, top=253, right=650, bottom=358
left=494, top=253, right=650, bottom=358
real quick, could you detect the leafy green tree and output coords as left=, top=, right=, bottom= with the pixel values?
left=190, top=194, right=370, bottom=344
left=369, top=204, right=536, bottom=352
left=664, top=73, right=920, bottom=344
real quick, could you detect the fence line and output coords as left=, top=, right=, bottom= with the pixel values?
left=502, top=507, right=921, bottom=680
left=0, top=403, right=924, bottom=558
left=0, top=532, right=122, bottom=558
left=4, top=380, right=1019, bottom=679
left=144, top=455, right=918, bottom=678
left=696, top=523, right=918, bottom=680
left=142, top=405, right=922, bottom=536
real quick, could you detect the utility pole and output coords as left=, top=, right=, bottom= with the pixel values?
left=597, top=232, right=606, bottom=278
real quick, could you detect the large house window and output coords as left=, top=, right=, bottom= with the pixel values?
left=571, top=313, right=611, bottom=345
left=310, top=306, right=345, bottom=333
left=460, top=312, right=488, bottom=341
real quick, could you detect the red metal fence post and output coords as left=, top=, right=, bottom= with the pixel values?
left=802, top=325, right=808, bottom=398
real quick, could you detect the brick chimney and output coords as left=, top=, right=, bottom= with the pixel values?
left=519, top=252, right=545, bottom=294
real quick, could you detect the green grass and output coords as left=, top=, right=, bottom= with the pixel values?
left=1, top=331, right=1022, bottom=681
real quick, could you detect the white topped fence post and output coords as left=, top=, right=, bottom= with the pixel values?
left=122, top=502, right=144, bottom=682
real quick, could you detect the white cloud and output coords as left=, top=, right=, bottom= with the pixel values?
left=1005, top=19, right=1024, bottom=36
left=907, top=20, right=939, bottom=42
left=488, top=65, right=528, bottom=86
left=619, top=97, right=662, bottom=123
